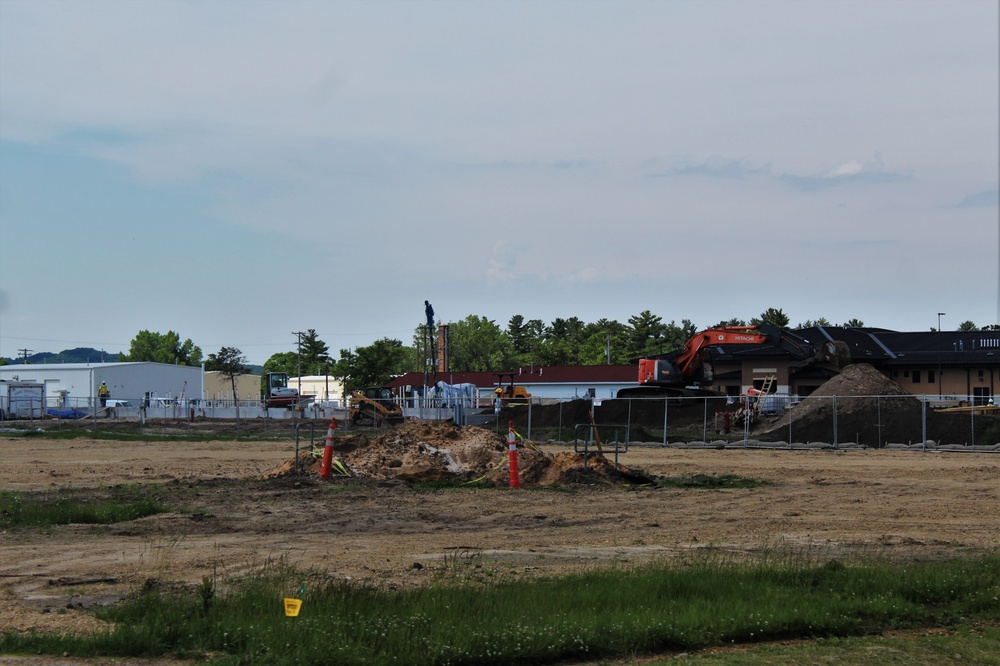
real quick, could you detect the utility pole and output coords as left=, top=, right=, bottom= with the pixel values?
left=292, top=331, right=305, bottom=396
left=18, top=349, right=33, bottom=364
left=937, top=313, right=945, bottom=398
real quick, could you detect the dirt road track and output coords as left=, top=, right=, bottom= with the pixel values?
left=1, top=436, right=998, bottom=639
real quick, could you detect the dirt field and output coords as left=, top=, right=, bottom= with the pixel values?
left=2, top=427, right=998, bottom=643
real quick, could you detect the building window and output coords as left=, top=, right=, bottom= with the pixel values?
left=891, top=370, right=899, bottom=378
left=912, top=371, right=921, bottom=383
left=903, top=370, right=910, bottom=378
left=928, top=370, right=935, bottom=384
left=979, top=370, right=985, bottom=381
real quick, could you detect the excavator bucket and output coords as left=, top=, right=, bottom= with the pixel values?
left=816, top=340, right=852, bottom=368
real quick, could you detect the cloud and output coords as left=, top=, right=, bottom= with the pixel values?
left=648, top=156, right=768, bottom=180
left=780, top=160, right=909, bottom=192
left=955, top=189, right=1000, bottom=208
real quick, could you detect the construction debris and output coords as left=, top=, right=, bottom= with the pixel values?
left=266, top=419, right=653, bottom=486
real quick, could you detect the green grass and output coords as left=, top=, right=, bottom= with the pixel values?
left=656, top=473, right=771, bottom=489
left=642, top=624, right=1000, bottom=664
left=3, top=553, right=998, bottom=665
left=0, top=487, right=171, bottom=529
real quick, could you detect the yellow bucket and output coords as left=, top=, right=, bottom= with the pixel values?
left=283, top=597, right=302, bottom=617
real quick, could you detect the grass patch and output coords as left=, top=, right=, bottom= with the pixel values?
left=0, top=427, right=234, bottom=442
left=0, top=487, right=171, bottom=529
left=649, top=624, right=1000, bottom=664
left=656, top=473, right=770, bottom=489
left=3, top=553, right=998, bottom=665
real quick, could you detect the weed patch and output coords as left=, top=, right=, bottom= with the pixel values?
left=0, top=488, right=171, bottom=529
left=3, top=553, right=997, bottom=665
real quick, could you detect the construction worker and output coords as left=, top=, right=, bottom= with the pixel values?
left=98, top=382, right=110, bottom=409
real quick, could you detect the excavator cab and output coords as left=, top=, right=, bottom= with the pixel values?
left=262, top=372, right=300, bottom=408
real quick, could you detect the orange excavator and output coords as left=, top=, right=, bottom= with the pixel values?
left=618, top=323, right=848, bottom=399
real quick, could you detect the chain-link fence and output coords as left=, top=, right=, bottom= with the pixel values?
left=501, top=394, right=1000, bottom=452
left=4, top=391, right=998, bottom=452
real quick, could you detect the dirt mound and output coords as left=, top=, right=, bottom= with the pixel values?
left=498, top=450, right=654, bottom=486
left=755, top=363, right=976, bottom=446
left=266, top=419, right=653, bottom=486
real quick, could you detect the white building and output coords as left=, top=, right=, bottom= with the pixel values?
left=0, top=362, right=203, bottom=410
left=288, top=375, right=345, bottom=405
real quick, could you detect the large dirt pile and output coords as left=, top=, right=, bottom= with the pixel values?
left=755, top=363, right=978, bottom=446
left=267, top=419, right=653, bottom=486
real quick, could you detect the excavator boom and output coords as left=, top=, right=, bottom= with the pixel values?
left=621, top=323, right=846, bottom=400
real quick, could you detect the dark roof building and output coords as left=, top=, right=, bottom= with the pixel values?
left=387, top=328, right=998, bottom=406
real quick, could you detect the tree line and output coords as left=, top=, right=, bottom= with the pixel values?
left=105, top=312, right=993, bottom=394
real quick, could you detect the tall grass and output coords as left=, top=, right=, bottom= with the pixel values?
left=3, top=553, right=998, bottom=665
left=0, top=488, right=170, bottom=529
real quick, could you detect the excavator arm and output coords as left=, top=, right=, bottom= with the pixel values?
left=625, top=323, right=847, bottom=399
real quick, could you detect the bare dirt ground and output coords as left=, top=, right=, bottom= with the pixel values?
left=2, top=426, right=998, bottom=646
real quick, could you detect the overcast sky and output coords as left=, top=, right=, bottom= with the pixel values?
left=1, top=0, right=997, bottom=365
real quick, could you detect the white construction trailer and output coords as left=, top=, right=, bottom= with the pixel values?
left=0, top=362, right=204, bottom=413
left=0, top=380, right=46, bottom=419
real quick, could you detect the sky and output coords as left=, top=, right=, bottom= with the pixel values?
left=1, top=0, right=997, bottom=366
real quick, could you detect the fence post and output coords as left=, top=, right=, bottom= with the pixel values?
left=971, top=398, right=975, bottom=447
left=662, top=397, right=668, bottom=448
left=702, top=397, right=708, bottom=443
left=922, top=396, right=927, bottom=451
left=876, top=396, right=881, bottom=449
left=832, top=396, right=838, bottom=449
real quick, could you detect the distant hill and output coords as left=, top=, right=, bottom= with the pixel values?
left=1, top=348, right=120, bottom=365
left=1, top=350, right=262, bottom=374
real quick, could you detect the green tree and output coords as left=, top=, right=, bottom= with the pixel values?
left=662, top=319, right=698, bottom=351
left=958, top=320, right=979, bottom=331
left=752, top=308, right=790, bottom=328
left=842, top=318, right=865, bottom=328
left=578, top=318, right=630, bottom=364
left=262, top=351, right=298, bottom=377
left=627, top=310, right=668, bottom=358
left=797, top=318, right=832, bottom=328
left=536, top=317, right=586, bottom=366
left=120, top=330, right=202, bottom=366
left=298, top=329, right=332, bottom=375
left=447, top=315, right=516, bottom=371
left=507, top=315, right=530, bottom=354
left=712, top=317, right=749, bottom=328
left=334, top=338, right=409, bottom=393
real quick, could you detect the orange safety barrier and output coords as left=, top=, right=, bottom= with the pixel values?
left=319, top=417, right=337, bottom=480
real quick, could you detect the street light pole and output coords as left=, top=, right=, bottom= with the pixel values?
left=937, top=313, right=945, bottom=398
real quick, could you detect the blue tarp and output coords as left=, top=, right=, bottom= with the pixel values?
left=46, top=408, right=88, bottom=419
